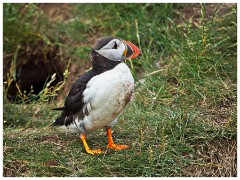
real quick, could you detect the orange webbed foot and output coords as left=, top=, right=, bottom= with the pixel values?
left=107, top=143, right=129, bottom=150
left=86, top=148, right=103, bottom=155
left=80, top=134, right=103, bottom=154
left=106, top=128, right=129, bottom=151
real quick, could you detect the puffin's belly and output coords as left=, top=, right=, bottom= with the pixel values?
left=82, top=63, right=134, bottom=131
left=84, top=88, right=133, bottom=130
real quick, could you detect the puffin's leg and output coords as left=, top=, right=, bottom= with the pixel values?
left=80, top=134, right=102, bottom=154
left=106, top=127, right=129, bottom=150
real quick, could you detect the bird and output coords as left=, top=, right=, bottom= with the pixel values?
left=52, top=36, right=141, bottom=154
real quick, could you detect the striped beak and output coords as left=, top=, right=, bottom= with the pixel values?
left=123, top=40, right=141, bottom=59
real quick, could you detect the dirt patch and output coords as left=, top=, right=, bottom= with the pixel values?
left=44, top=159, right=59, bottom=166
left=41, top=134, right=67, bottom=149
left=186, top=138, right=237, bottom=177
left=38, top=3, right=73, bottom=23
left=3, top=160, right=28, bottom=177
left=174, top=3, right=235, bottom=25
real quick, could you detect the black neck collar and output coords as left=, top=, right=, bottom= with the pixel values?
left=91, top=50, right=122, bottom=74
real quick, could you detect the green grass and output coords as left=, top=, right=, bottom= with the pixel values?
left=3, top=3, right=237, bottom=177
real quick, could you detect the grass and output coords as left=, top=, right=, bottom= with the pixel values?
left=3, top=3, right=237, bottom=177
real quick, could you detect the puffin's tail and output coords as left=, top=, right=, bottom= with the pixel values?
left=53, top=116, right=66, bottom=126
left=52, top=107, right=66, bottom=126
left=52, top=107, right=65, bottom=111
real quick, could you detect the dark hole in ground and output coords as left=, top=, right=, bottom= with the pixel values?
left=3, top=39, right=67, bottom=103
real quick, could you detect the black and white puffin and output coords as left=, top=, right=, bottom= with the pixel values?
left=53, top=36, right=141, bottom=154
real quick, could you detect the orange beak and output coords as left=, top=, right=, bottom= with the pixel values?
left=124, top=40, right=141, bottom=59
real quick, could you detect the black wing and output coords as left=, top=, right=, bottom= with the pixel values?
left=65, top=69, right=97, bottom=113
left=53, top=69, right=98, bottom=126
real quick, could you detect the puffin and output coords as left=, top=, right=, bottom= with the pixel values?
left=53, top=36, right=141, bottom=154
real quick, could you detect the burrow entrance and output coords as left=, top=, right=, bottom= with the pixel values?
left=3, top=39, right=67, bottom=102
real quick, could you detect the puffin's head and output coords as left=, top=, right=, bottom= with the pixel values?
left=93, top=36, right=141, bottom=61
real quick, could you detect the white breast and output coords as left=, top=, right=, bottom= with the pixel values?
left=80, top=63, right=134, bottom=131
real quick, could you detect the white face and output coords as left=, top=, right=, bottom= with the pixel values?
left=95, top=39, right=127, bottom=61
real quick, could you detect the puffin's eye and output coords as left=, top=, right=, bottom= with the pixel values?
left=112, top=42, right=118, bottom=49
